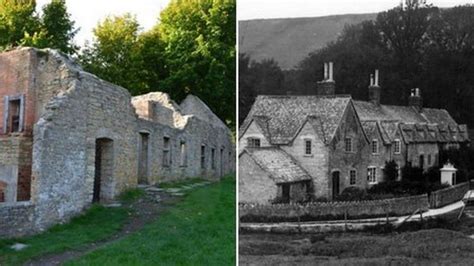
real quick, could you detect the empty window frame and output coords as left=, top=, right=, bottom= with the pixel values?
left=3, top=95, right=25, bottom=134
left=304, top=139, right=312, bottom=155
left=163, top=137, right=171, bottom=167
left=211, top=148, right=216, bottom=169
left=427, top=154, right=432, bottom=166
left=371, top=139, right=379, bottom=154
left=367, top=167, right=377, bottom=184
left=394, top=139, right=401, bottom=154
left=349, top=170, right=357, bottom=185
left=344, top=138, right=353, bottom=152
left=201, top=145, right=206, bottom=169
left=247, top=137, right=260, bottom=148
left=179, top=140, right=187, bottom=167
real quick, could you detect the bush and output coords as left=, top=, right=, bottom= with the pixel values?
left=423, top=166, right=441, bottom=184
left=367, top=180, right=448, bottom=197
left=335, top=187, right=368, bottom=201
left=384, top=160, right=399, bottom=182
left=401, top=165, right=424, bottom=183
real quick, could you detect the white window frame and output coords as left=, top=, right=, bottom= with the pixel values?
left=304, top=139, right=312, bottom=155
left=394, top=139, right=401, bottom=154
left=371, top=139, right=379, bottom=154
left=349, top=169, right=357, bottom=185
left=344, top=137, right=353, bottom=153
left=367, top=166, right=377, bottom=184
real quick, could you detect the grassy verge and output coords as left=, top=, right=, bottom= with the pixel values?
left=68, top=176, right=236, bottom=265
left=0, top=205, right=129, bottom=266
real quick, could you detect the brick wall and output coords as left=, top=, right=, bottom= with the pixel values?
left=239, top=194, right=429, bottom=222
left=429, top=182, right=470, bottom=208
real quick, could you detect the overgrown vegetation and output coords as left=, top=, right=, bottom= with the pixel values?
left=67, top=176, right=236, bottom=265
left=0, top=205, right=129, bottom=266
left=118, top=188, right=145, bottom=203
left=157, top=177, right=205, bottom=189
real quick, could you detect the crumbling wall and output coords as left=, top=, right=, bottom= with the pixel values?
left=31, top=49, right=138, bottom=231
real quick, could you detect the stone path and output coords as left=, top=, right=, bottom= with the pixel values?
left=23, top=181, right=212, bottom=266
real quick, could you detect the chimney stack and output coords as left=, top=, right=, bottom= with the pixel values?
left=368, top=69, right=381, bottom=105
left=317, top=61, right=336, bottom=95
left=409, top=88, right=423, bottom=111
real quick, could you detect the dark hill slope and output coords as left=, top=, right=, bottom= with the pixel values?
left=239, top=13, right=377, bottom=69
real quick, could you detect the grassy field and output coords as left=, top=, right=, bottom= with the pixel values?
left=240, top=210, right=474, bottom=265
left=0, top=176, right=236, bottom=265
left=0, top=205, right=129, bottom=265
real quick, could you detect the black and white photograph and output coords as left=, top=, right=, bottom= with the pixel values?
left=238, top=0, right=474, bottom=264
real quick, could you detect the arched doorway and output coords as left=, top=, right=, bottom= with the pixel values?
left=332, top=171, right=340, bottom=200
left=94, top=138, right=114, bottom=203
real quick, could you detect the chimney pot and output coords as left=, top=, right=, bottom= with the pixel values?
left=324, top=62, right=328, bottom=80
left=328, top=62, right=334, bottom=81
left=370, top=74, right=374, bottom=86
left=374, top=69, right=379, bottom=87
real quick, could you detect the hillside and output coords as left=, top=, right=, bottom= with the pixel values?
left=239, top=13, right=377, bottom=69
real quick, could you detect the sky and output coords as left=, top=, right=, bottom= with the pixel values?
left=238, top=0, right=473, bottom=20
left=36, top=0, right=171, bottom=46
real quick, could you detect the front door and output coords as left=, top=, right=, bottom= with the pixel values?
left=332, top=171, right=340, bottom=200
left=282, top=184, right=290, bottom=203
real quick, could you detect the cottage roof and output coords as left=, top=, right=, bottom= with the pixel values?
left=240, top=95, right=352, bottom=145
left=353, top=100, right=468, bottom=144
left=243, top=147, right=311, bottom=183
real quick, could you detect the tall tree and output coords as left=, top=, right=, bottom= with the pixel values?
left=159, top=0, right=236, bottom=128
left=0, top=0, right=40, bottom=49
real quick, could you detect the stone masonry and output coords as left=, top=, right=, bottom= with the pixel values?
left=0, top=47, right=235, bottom=238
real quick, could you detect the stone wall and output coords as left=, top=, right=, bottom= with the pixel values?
left=238, top=152, right=277, bottom=204
left=0, top=201, right=35, bottom=237
left=429, top=182, right=470, bottom=208
left=239, top=194, right=430, bottom=222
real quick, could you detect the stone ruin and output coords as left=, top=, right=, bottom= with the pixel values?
left=0, top=47, right=235, bottom=237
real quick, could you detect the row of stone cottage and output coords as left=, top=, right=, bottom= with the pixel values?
left=0, top=47, right=234, bottom=237
left=239, top=62, right=469, bottom=204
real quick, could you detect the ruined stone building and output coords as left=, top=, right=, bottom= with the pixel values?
left=239, top=62, right=468, bottom=204
left=0, top=48, right=235, bottom=237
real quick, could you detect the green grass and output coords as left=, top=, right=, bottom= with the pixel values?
left=0, top=205, right=129, bottom=266
left=68, top=176, right=236, bottom=266
left=157, top=177, right=205, bottom=188
left=118, top=188, right=145, bottom=203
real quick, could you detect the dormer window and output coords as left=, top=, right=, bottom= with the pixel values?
left=394, top=139, right=401, bottom=154
left=247, top=137, right=260, bottom=148
left=3, top=95, right=25, bottom=134
left=371, top=139, right=379, bottom=154
left=344, top=138, right=353, bottom=152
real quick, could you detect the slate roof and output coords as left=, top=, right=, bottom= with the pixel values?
left=353, top=101, right=468, bottom=144
left=244, top=147, right=312, bottom=183
left=240, top=95, right=352, bottom=145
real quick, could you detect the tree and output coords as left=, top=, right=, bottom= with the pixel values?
left=80, top=14, right=149, bottom=95
left=0, top=0, right=40, bottom=49
left=383, top=160, right=399, bottom=182
left=158, top=0, right=236, bottom=128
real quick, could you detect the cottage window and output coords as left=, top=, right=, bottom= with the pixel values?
left=304, top=139, right=312, bottom=155
left=179, top=141, right=187, bottom=167
left=427, top=154, right=432, bottom=166
left=394, top=139, right=401, bottom=154
left=3, top=95, right=25, bottom=134
left=344, top=138, right=352, bottom=152
left=349, top=170, right=357, bottom=185
left=371, top=139, right=379, bottom=154
left=247, top=137, right=260, bottom=148
left=367, top=167, right=377, bottom=184
left=211, top=148, right=216, bottom=169
left=163, top=137, right=171, bottom=167
left=201, top=145, right=206, bottom=169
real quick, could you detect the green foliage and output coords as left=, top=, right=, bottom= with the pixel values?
left=67, top=176, right=236, bottom=265
left=118, top=188, right=144, bottom=203
left=384, top=160, right=399, bottom=182
left=335, top=186, right=368, bottom=201
left=0, top=205, right=128, bottom=266
left=80, top=0, right=236, bottom=129
left=0, top=0, right=77, bottom=54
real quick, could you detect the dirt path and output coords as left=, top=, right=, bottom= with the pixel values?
left=23, top=186, right=182, bottom=266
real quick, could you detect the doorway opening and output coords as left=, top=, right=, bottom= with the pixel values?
left=93, top=138, right=114, bottom=203
left=138, top=132, right=149, bottom=184
left=332, top=171, right=340, bottom=200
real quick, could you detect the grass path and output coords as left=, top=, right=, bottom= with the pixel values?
left=0, top=176, right=235, bottom=266
left=67, top=177, right=236, bottom=265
